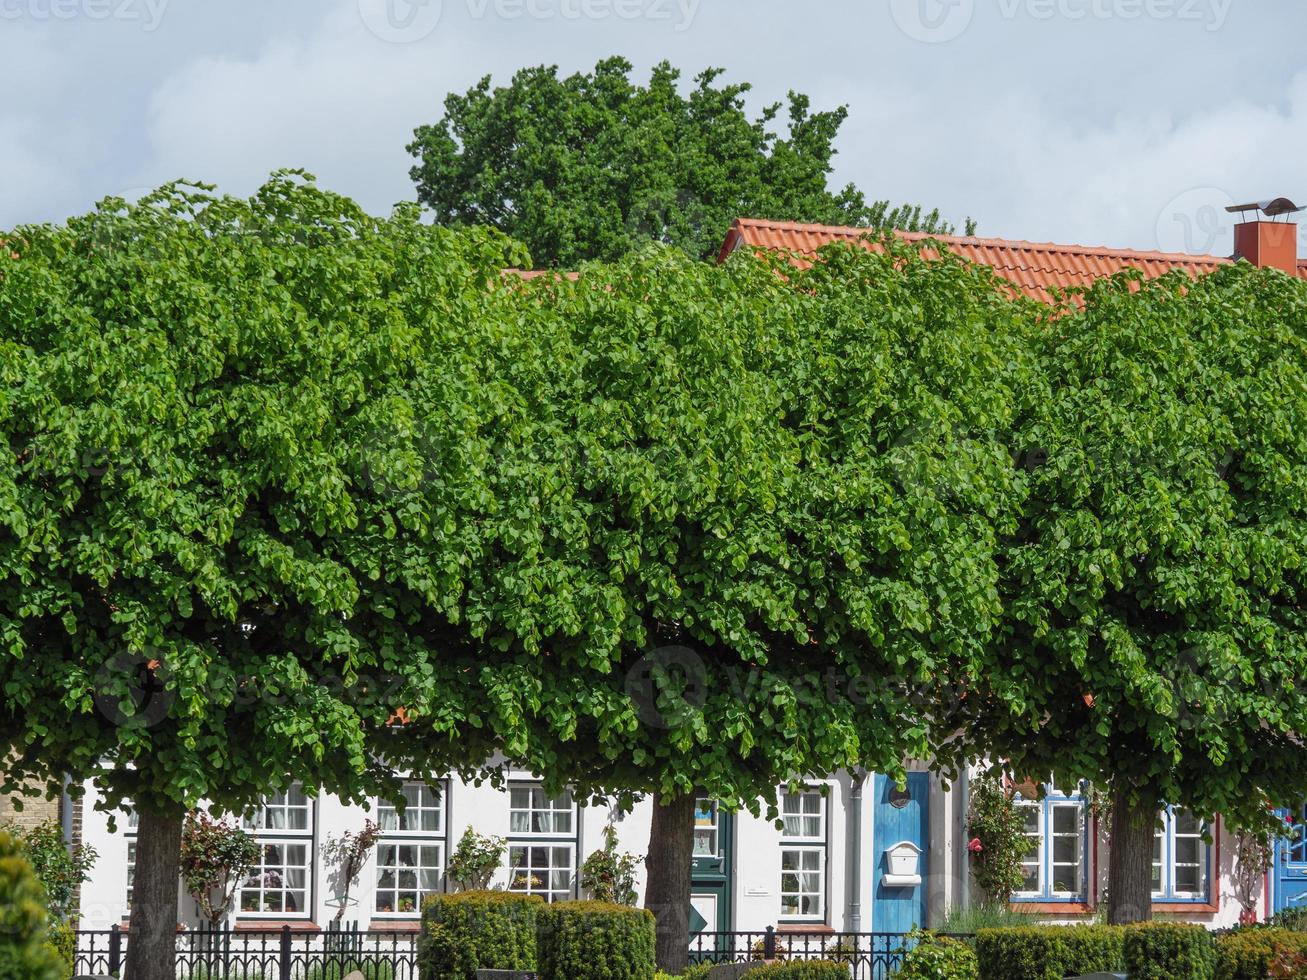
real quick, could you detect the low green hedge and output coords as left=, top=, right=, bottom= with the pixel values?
left=1216, top=929, right=1307, bottom=980
left=1269, top=907, right=1307, bottom=933
left=418, top=890, right=543, bottom=980
left=974, top=925, right=1123, bottom=980
left=744, top=962, right=849, bottom=979
left=1121, top=922, right=1215, bottom=980
left=535, top=900, right=656, bottom=980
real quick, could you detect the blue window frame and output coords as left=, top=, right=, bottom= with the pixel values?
left=1153, top=806, right=1211, bottom=903
left=1013, top=784, right=1089, bottom=902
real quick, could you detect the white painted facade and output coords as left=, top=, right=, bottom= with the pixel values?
left=71, top=767, right=1267, bottom=935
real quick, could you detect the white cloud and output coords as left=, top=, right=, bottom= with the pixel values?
left=6, top=0, right=1307, bottom=254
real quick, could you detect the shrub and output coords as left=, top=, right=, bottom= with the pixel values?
left=11, top=820, right=97, bottom=923
left=535, top=900, right=656, bottom=980
left=180, top=813, right=261, bottom=926
left=1216, top=929, right=1307, bottom=980
left=43, top=920, right=74, bottom=978
left=744, top=962, right=849, bottom=979
left=894, top=930, right=978, bottom=979
left=1269, top=944, right=1307, bottom=980
left=1121, top=922, right=1215, bottom=980
left=0, top=831, right=66, bottom=980
left=580, top=825, right=641, bottom=905
left=975, top=925, right=1123, bottom=980
left=418, top=890, right=542, bottom=980
left=966, top=773, right=1030, bottom=904
left=1270, top=907, right=1307, bottom=933
left=303, top=960, right=396, bottom=980
left=653, top=966, right=710, bottom=980
left=445, top=827, right=507, bottom=891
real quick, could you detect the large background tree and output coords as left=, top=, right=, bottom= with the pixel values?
left=961, top=266, right=1307, bottom=923
left=409, top=57, right=974, bottom=268
left=0, top=174, right=535, bottom=980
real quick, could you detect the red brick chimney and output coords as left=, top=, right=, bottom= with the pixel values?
left=1227, top=198, right=1303, bottom=274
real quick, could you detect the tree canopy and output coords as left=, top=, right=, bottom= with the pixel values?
left=956, top=266, right=1307, bottom=918
left=409, top=57, right=973, bottom=268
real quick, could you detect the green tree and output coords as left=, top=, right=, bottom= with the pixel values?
left=0, top=173, right=533, bottom=980
left=422, top=239, right=1030, bottom=969
left=409, top=57, right=973, bottom=268
left=960, top=266, right=1307, bottom=923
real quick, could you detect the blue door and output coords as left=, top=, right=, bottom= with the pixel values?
left=872, top=773, right=930, bottom=934
left=1274, top=805, right=1307, bottom=915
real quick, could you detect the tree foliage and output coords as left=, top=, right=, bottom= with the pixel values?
left=958, top=265, right=1307, bottom=836
left=409, top=57, right=972, bottom=267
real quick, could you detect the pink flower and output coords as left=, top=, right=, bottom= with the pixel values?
left=968, top=838, right=983, bottom=854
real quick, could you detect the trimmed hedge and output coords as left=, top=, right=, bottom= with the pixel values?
left=975, top=925, right=1123, bottom=980
left=1121, top=922, right=1215, bottom=980
left=743, top=963, right=849, bottom=979
left=535, top=900, right=656, bottom=980
left=418, top=890, right=543, bottom=980
left=1216, top=929, right=1307, bottom=980
left=0, top=832, right=65, bottom=980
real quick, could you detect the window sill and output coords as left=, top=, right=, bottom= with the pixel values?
left=776, top=923, right=834, bottom=934
left=1152, top=902, right=1218, bottom=915
left=233, top=920, right=320, bottom=932
left=370, top=920, right=421, bottom=933
left=1010, top=902, right=1095, bottom=916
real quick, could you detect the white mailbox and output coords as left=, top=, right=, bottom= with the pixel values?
left=882, top=841, right=923, bottom=888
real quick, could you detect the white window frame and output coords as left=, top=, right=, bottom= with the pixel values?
left=124, top=807, right=139, bottom=915
left=779, top=787, right=827, bottom=922
left=1153, top=806, right=1211, bottom=903
left=506, top=783, right=576, bottom=902
left=1012, top=787, right=1088, bottom=902
left=374, top=781, right=447, bottom=918
left=507, top=843, right=576, bottom=903
left=508, top=783, right=575, bottom=838
left=239, top=788, right=314, bottom=919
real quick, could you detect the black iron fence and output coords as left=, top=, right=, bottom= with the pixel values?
left=74, top=922, right=419, bottom=979
left=74, top=924, right=972, bottom=979
left=690, top=927, right=976, bottom=980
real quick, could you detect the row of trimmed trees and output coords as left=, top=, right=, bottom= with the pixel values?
left=2, top=177, right=1306, bottom=977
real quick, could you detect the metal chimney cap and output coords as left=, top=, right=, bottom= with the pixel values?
left=1226, top=197, right=1305, bottom=218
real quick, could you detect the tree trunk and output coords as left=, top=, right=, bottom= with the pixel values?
left=644, top=790, right=695, bottom=975
left=1108, top=785, right=1156, bottom=925
left=124, top=804, right=185, bottom=980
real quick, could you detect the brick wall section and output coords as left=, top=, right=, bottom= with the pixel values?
left=0, top=785, right=62, bottom=833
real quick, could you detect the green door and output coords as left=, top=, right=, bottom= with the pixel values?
left=690, top=798, right=733, bottom=951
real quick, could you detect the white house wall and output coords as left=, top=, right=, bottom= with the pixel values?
left=71, top=769, right=1268, bottom=934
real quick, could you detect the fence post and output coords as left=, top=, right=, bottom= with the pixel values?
left=280, top=924, right=292, bottom=980
left=108, top=923, right=122, bottom=976
left=764, top=925, right=777, bottom=961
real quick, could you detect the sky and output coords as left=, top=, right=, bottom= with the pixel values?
left=4, top=0, right=1307, bottom=255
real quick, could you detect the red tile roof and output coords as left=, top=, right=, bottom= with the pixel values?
left=719, top=217, right=1307, bottom=305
